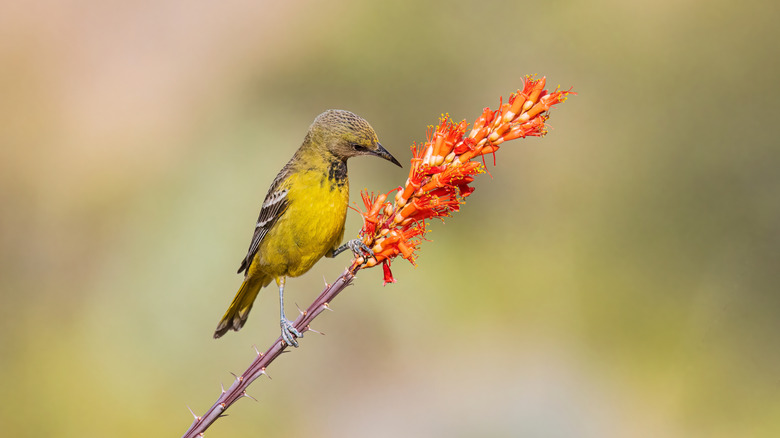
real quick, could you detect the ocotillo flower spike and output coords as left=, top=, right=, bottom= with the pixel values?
left=357, top=75, right=573, bottom=284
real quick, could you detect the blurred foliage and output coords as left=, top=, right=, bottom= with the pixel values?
left=1, top=1, right=778, bottom=437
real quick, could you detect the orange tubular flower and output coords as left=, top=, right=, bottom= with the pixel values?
left=358, top=75, right=573, bottom=283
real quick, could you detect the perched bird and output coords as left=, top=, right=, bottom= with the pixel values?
left=214, top=110, right=401, bottom=346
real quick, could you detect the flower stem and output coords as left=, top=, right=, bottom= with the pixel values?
left=182, top=263, right=361, bottom=438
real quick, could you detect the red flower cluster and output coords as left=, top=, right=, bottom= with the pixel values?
left=357, top=76, right=573, bottom=284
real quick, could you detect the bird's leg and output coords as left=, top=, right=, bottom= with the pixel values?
left=277, top=277, right=302, bottom=347
left=331, top=239, right=374, bottom=261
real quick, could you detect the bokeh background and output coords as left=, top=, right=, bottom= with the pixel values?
left=1, top=1, right=778, bottom=437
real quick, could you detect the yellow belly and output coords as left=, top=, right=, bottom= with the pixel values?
left=249, top=169, right=348, bottom=279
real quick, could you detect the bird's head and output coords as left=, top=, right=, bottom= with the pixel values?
left=308, top=109, right=402, bottom=167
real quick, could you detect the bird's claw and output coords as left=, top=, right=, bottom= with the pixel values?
left=280, top=318, right=302, bottom=348
left=347, top=238, right=374, bottom=263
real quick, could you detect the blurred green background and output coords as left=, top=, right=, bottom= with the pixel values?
left=1, top=1, right=778, bottom=437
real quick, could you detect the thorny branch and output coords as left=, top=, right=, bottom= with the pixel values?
left=182, top=263, right=360, bottom=438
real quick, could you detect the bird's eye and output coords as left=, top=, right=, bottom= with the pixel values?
left=352, top=143, right=369, bottom=152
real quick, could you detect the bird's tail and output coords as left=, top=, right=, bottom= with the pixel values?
left=214, top=274, right=271, bottom=338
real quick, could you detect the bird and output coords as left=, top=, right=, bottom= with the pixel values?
left=214, top=109, right=402, bottom=346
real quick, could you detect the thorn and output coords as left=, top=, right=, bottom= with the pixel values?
left=306, top=326, right=325, bottom=336
left=243, top=391, right=258, bottom=402
left=322, top=275, right=330, bottom=287
left=220, top=382, right=226, bottom=394
left=261, top=367, right=271, bottom=380
left=252, top=345, right=263, bottom=356
left=322, top=302, right=333, bottom=311
left=186, top=405, right=201, bottom=421
left=295, top=303, right=306, bottom=316
left=230, top=372, right=243, bottom=382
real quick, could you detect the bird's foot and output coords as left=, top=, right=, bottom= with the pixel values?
left=346, top=238, right=374, bottom=264
left=280, top=318, right=302, bottom=348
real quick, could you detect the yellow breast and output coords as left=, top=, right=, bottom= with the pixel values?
left=251, top=165, right=349, bottom=278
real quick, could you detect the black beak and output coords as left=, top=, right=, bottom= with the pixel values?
left=373, top=142, right=403, bottom=168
